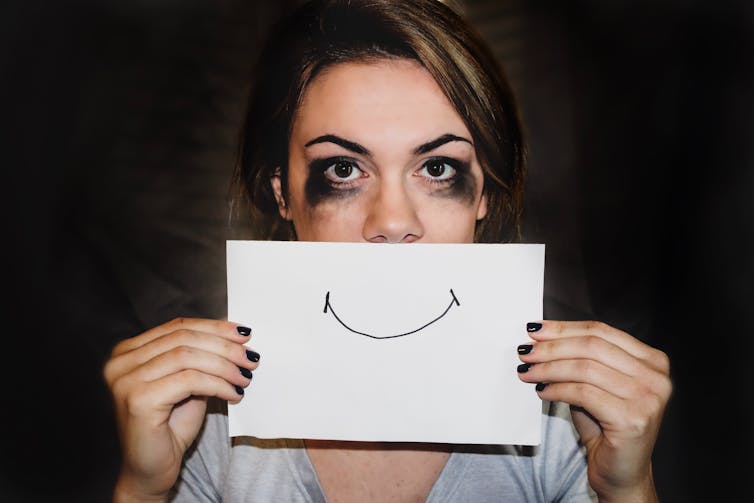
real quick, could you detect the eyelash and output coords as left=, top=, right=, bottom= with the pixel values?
left=415, top=157, right=467, bottom=187
left=308, top=156, right=468, bottom=191
left=310, top=157, right=365, bottom=189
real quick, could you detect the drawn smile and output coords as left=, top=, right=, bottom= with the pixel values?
left=323, top=289, right=461, bottom=340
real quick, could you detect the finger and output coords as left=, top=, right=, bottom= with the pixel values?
left=131, top=346, right=253, bottom=389
left=527, top=320, right=670, bottom=373
left=534, top=381, right=628, bottom=435
left=518, top=358, right=646, bottom=400
left=536, top=381, right=666, bottom=445
left=519, top=335, right=651, bottom=379
left=154, top=369, right=247, bottom=406
left=116, top=369, right=246, bottom=420
left=112, top=318, right=251, bottom=357
left=106, top=329, right=260, bottom=383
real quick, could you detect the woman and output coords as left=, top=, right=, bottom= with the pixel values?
left=104, top=1, right=672, bottom=501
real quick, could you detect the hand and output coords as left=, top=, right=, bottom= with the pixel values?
left=516, top=321, right=672, bottom=502
left=103, top=318, right=259, bottom=502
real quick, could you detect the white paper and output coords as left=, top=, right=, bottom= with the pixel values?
left=227, top=240, right=544, bottom=445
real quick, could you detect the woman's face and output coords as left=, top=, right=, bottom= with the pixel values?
left=273, top=58, right=487, bottom=243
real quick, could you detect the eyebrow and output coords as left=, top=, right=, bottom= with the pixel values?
left=304, top=133, right=472, bottom=157
left=414, top=134, right=473, bottom=155
left=304, top=135, right=370, bottom=155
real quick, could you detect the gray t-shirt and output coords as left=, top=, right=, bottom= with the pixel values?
left=170, top=399, right=596, bottom=502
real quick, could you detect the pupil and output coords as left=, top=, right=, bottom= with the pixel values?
left=334, top=162, right=352, bottom=178
left=427, top=162, right=445, bottom=177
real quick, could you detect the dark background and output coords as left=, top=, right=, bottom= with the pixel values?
left=2, top=0, right=752, bottom=501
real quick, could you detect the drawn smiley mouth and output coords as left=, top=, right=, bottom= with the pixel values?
left=323, top=289, right=461, bottom=340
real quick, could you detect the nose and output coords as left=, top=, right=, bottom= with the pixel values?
left=362, top=183, right=424, bottom=243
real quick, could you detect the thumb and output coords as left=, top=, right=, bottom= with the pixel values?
left=570, top=405, right=601, bottom=448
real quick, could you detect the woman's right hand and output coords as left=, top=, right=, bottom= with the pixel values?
left=103, top=318, right=259, bottom=502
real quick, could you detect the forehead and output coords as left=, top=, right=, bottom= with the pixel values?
left=291, top=58, right=471, bottom=145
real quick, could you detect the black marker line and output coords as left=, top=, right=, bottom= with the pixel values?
left=450, top=288, right=460, bottom=307
left=323, top=289, right=460, bottom=340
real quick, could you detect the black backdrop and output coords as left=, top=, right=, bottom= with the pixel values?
left=2, top=1, right=752, bottom=501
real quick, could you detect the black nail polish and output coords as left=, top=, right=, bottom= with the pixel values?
left=246, top=350, right=260, bottom=362
left=517, top=363, right=531, bottom=373
left=527, top=322, right=543, bottom=333
left=237, top=326, right=252, bottom=336
left=535, top=382, right=548, bottom=392
left=517, top=344, right=534, bottom=355
left=234, top=385, right=245, bottom=395
left=239, top=366, right=252, bottom=379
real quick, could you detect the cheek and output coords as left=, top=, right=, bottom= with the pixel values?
left=290, top=196, right=368, bottom=242
left=287, top=170, right=484, bottom=243
left=418, top=172, right=484, bottom=239
left=304, top=172, right=360, bottom=207
left=419, top=205, right=477, bottom=241
left=433, top=170, right=477, bottom=205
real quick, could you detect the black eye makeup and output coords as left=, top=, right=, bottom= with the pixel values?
left=303, top=153, right=478, bottom=208
left=415, top=156, right=476, bottom=203
left=305, top=156, right=366, bottom=205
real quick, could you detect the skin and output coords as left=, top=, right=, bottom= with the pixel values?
left=272, top=59, right=487, bottom=244
left=519, top=321, right=670, bottom=502
left=106, top=59, right=671, bottom=503
left=105, top=318, right=257, bottom=502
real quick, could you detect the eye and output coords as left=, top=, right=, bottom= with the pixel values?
left=323, top=160, right=363, bottom=183
left=418, top=159, right=457, bottom=181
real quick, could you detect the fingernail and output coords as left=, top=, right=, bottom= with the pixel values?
left=246, top=350, right=260, bottom=362
left=239, top=366, right=252, bottom=379
left=527, top=322, right=543, bottom=333
left=234, top=385, right=245, bottom=395
left=517, top=363, right=531, bottom=373
left=237, top=326, right=252, bottom=336
left=535, top=382, right=548, bottom=392
left=517, top=344, right=534, bottom=355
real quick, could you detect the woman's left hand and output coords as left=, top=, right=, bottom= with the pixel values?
left=517, top=320, right=672, bottom=503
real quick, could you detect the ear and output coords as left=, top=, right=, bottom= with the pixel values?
left=476, top=191, right=488, bottom=220
left=270, top=169, right=292, bottom=221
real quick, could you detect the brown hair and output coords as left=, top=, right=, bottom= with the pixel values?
left=235, top=0, right=525, bottom=243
